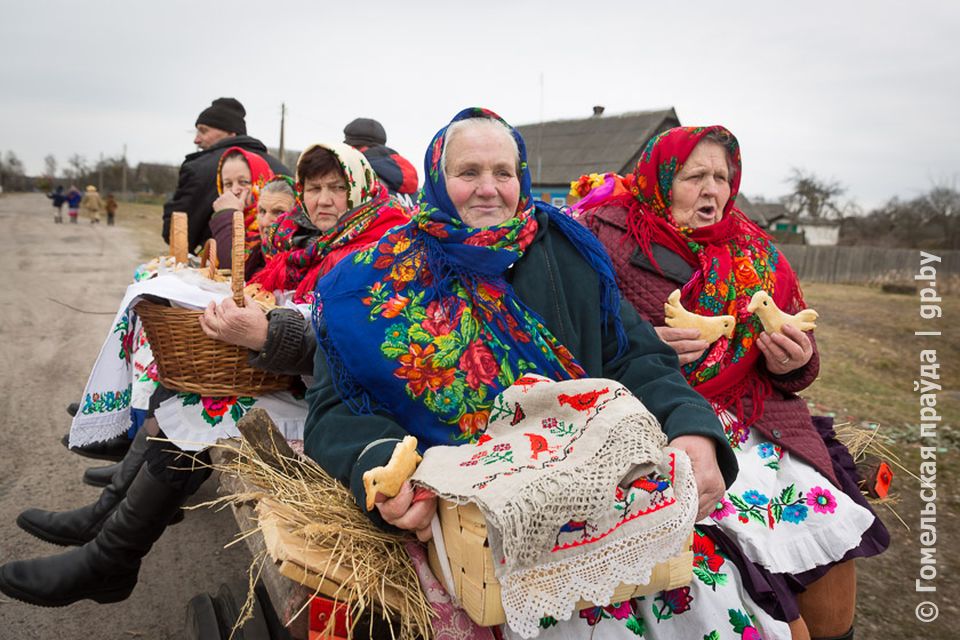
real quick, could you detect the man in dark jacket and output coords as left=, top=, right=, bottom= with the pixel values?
left=343, top=117, right=419, bottom=206
left=162, top=97, right=288, bottom=251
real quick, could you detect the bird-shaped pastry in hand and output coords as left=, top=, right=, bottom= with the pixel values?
left=663, top=289, right=736, bottom=344
left=746, top=290, right=818, bottom=333
left=362, top=436, right=423, bottom=511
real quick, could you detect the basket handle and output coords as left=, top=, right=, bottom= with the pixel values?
left=200, top=238, right=219, bottom=280
left=170, top=211, right=188, bottom=264
left=232, top=210, right=245, bottom=306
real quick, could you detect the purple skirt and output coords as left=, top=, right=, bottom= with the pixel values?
left=706, top=415, right=890, bottom=622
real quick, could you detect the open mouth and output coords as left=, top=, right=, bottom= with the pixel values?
left=697, top=205, right=716, bottom=218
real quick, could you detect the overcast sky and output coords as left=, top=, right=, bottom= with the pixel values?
left=2, top=0, right=957, bottom=209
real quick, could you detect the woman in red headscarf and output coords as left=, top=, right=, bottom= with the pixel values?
left=208, top=146, right=275, bottom=278
left=577, top=126, right=888, bottom=640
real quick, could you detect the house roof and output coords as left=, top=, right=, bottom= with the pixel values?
left=735, top=194, right=767, bottom=226
left=516, top=108, right=680, bottom=186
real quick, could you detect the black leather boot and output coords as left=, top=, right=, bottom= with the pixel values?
left=0, top=465, right=192, bottom=607
left=18, top=429, right=150, bottom=546
left=83, top=462, right=121, bottom=488
left=61, top=431, right=132, bottom=462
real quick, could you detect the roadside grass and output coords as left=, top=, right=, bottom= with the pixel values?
left=802, top=283, right=957, bottom=445
left=114, top=200, right=168, bottom=262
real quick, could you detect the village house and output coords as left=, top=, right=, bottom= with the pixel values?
left=516, top=107, right=680, bottom=206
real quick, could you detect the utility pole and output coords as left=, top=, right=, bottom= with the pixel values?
left=278, top=103, right=286, bottom=167
left=121, top=143, right=127, bottom=198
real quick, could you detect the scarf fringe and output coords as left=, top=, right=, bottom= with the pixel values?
left=707, top=373, right=771, bottom=428
left=311, top=300, right=379, bottom=416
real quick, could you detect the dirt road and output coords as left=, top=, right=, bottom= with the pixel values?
left=0, top=194, right=250, bottom=639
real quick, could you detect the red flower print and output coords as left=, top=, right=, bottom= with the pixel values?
left=464, top=228, right=509, bottom=247
left=660, top=586, right=693, bottom=615
left=459, top=411, right=489, bottom=436
left=422, top=299, right=465, bottom=337
left=517, top=216, right=538, bottom=250
left=692, top=530, right=724, bottom=572
left=394, top=344, right=455, bottom=397
left=201, top=396, right=235, bottom=418
left=459, top=340, right=500, bottom=390
left=373, top=232, right=411, bottom=269
left=742, top=628, right=761, bottom=640
left=381, top=294, right=410, bottom=319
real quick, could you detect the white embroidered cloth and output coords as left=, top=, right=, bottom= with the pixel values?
left=412, top=375, right=698, bottom=638
left=68, top=271, right=310, bottom=448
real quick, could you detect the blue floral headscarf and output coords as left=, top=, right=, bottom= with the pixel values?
left=314, top=108, right=626, bottom=446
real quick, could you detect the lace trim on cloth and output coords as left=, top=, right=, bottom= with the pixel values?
left=413, top=376, right=699, bottom=638
left=499, top=452, right=697, bottom=638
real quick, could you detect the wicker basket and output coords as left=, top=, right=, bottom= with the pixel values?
left=135, top=211, right=293, bottom=396
left=427, top=499, right=694, bottom=627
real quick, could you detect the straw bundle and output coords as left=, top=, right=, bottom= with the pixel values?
left=202, top=431, right=433, bottom=640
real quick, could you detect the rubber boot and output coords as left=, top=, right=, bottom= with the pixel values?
left=83, top=462, right=121, bottom=488
left=17, top=429, right=150, bottom=546
left=0, top=464, right=197, bottom=607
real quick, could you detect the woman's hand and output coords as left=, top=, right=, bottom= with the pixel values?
left=654, top=326, right=709, bottom=366
left=375, top=481, right=437, bottom=542
left=669, top=434, right=725, bottom=521
left=756, top=324, right=813, bottom=375
left=198, top=296, right=269, bottom=351
left=212, top=188, right=247, bottom=214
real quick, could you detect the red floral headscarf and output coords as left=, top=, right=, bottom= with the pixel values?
left=216, top=146, right=274, bottom=261
left=581, top=126, right=806, bottom=427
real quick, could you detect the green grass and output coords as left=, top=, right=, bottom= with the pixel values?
left=114, top=199, right=168, bottom=262
left=802, top=283, right=958, bottom=444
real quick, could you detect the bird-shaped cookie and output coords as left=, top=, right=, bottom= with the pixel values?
left=746, top=290, right=818, bottom=333
left=663, top=289, right=736, bottom=344
left=362, top=436, right=423, bottom=510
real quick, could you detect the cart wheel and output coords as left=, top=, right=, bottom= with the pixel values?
left=185, top=593, right=221, bottom=640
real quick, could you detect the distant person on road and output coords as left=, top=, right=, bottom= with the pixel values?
left=162, top=97, right=288, bottom=254
left=343, top=117, right=419, bottom=208
left=65, top=185, right=82, bottom=223
left=80, top=185, right=103, bottom=224
left=105, top=193, right=118, bottom=226
left=47, top=185, right=67, bottom=223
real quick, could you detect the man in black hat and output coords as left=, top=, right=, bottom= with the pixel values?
left=343, top=117, right=419, bottom=207
left=162, top=97, right=288, bottom=252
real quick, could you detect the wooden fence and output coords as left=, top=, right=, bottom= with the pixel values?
left=779, top=245, right=959, bottom=287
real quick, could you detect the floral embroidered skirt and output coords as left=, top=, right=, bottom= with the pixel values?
left=501, top=528, right=791, bottom=640
left=708, top=413, right=876, bottom=576
left=154, top=390, right=307, bottom=452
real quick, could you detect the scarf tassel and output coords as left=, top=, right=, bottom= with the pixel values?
left=312, top=302, right=379, bottom=416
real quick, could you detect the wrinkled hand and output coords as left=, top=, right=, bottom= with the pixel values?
left=654, top=326, right=709, bottom=366
left=198, top=296, right=269, bottom=351
left=669, top=434, right=725, bottom=521
left=212, top=188, right=247, bottom=214
left=375, top=481, right=437, bottom=542
left=756, top=324, right=813, bottom=375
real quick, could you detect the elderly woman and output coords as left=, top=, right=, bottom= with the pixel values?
left=304, top=109, right=791, bottom=638
left=200, top=142, right=411, bottom=368
left=577, top=126, right=888, bottom=640
left=80, top=184, right=103, bottom=224
left=207, top=146, right=276, bottom=278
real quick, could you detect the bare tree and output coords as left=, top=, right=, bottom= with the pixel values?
left=782, top=169, right=848, bottom=220
left=66, top=154, right=88, bottom=183
left=44, top=154, right=58, bottom=178
left=0, top=151, right=26, bottom=191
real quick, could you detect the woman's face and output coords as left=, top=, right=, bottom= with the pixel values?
left=220, top=156, right=253, bottom=205
left=256, top=190, right=295, bottom=236
left=302, top=170, right=349, bottom=232
left=670, top=141, right=731, bottom=229
left=444, top=126, right=520, bottom=227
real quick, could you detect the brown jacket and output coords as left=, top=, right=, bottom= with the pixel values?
left=586, top=204, right=838, bottom=486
